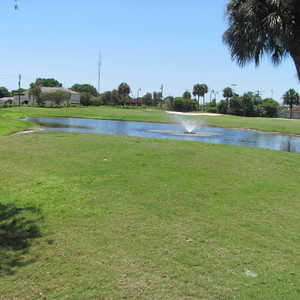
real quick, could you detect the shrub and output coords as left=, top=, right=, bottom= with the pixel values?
left=217, top=100, right=228, bottom=114
left=90, top=96, right=103, bottom=106
left=206, top=100, right=217, bottom=113
left=260, top=98, right=279, bottom=117
left=169, top=97, right=197, bottom=112
left=80, top=92, right=91, bottom=106
left=40, top=91, right=71, bottom=107
left=229, top=96, right=243, bottom=115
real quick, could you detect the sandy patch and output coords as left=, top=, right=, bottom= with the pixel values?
left=166, top=111, right=222, bottom=116
left=11, top=128, right=44, bottom=136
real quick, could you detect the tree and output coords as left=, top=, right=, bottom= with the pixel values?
left=11, top=88, right=25, bottom=96
left=223, top=87, right=233, bottom=103
left=40, top=91, right=71, bottom=107
left=29, top=83, right=42, bottom=105
left=34, top=78, right=62, bottom=87
left=183, top=91, right=192, bottom=99
left=223, top=0, right=300, bottom=80
left=153, top=91, right=162, bottom=106
left=80, top=92, right=91, bottom=106
left=71, top=84, right=98, bottom=97
left=192, top=84, right=202, bottom=109
left=196, top=84, right=208, bottom=111
left=241, top=92, right=256, bottom=117
left=0, top=87, right=10, bottom=98
left=260, top=98, right=279, bottom=117
left=118, top=83, right=131, bottom=105
left=217, top=100, right=229, bottom=114
left=229, top=94, right=243, bottom=115
left=283, top=89, right=300, bottom=119
left=142, top=93, right=153, bottom=106
left=169, top=97, right=197, bottom=112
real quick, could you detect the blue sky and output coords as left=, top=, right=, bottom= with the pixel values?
left=0, top=0, right=299, bottom=102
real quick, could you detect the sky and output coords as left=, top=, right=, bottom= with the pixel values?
left=0, top=0, right=299, bottom=102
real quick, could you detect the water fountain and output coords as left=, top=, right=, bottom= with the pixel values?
left=181, top=119, right=201, bottom=134
left=146, top=116, right=219, bottom=137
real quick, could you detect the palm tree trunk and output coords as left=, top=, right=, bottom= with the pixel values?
left=197, top=96, right=200, bottom=111
left=290, top=104, right=293, bottom=119
left=291, top=51, right=300, bottom=81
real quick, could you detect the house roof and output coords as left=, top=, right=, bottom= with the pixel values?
left=40, top=87, right=80, bottom=95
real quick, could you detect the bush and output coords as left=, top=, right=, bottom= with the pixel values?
left=90, top=96, right=103, bottom=106
left=217, top=100, right=228, bottom=114
left=206, top=100, right=217, bottom=113
left=229, top=96, right=243, bottom=115
left=80, top=92, right=91, bottom=106
left=40, top=91, right=71, bottom=107
left=100, top=90, right=121, bottom=106
left=260, top=98, right=279, bottom=117
left=169, top=97, right=197, bottom=112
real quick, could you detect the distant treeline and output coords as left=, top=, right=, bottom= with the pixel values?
left=1, top=78, right=299, bottom=119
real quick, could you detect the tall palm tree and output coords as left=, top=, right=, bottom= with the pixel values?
left=118, top=82, right=131, bottom=106
left=193, top=84, right=208, bottom=111
left=223, top=0, right=300, bottom=80
left=283, top=89, right=300, bottom=119
left=223, top=87, right=233, bottom=102
left=199, top=84, right=208, bottom=111
left=193, top=84, right=202, bottom=110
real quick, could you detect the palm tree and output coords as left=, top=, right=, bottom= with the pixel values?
left=283, top=89, right=300, bottom=119
left=193, top=84, right=208, bottom=111
left=223, top=87, right=233, bottom=102
left=183, top=91, right=191, bottom=99
left=118, top=83, right=131, bottom=106
left=223, top=0, right=300, bottom=80
left=199, top=84, right=208, bottom=111
left=193, top=84, right=202, bottom=110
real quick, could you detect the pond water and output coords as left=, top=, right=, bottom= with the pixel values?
left=24, top=117, right=300, bottom=153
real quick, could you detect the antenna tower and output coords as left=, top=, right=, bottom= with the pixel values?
left=98, top=50, right=102, bottom=94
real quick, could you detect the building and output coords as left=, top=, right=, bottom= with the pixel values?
left=0, top=97, right=14, bottom=105
left=5, top=87, right=81, bottom=106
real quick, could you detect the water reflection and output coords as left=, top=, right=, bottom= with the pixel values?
left=24, top=117, right=300, bottom=154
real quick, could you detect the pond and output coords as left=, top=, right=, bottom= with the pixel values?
left=24, top=117, right=300, bottom=153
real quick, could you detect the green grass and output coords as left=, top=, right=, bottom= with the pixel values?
left=1, top=131, right=300, bottom=299
left=1, top=106, right=300, bottom=135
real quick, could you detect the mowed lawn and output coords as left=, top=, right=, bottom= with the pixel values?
left=0, top=131, right=300, bottom=300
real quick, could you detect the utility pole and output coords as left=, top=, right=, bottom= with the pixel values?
left=18, top=74, right=21, bottom=106
left=98, top=50, right=102, bottom=94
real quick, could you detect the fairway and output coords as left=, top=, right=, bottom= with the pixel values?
left=1, top=131, right=300, bottom=299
